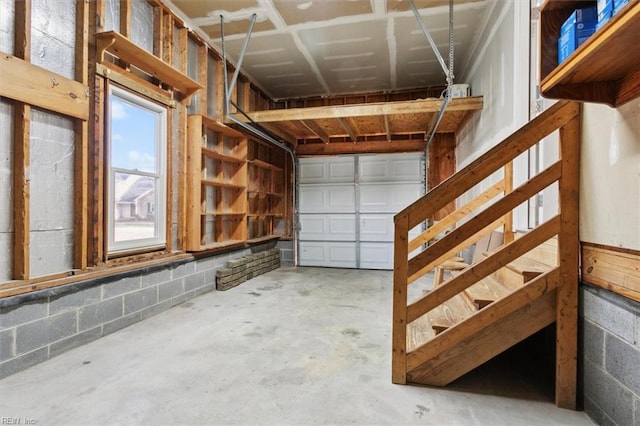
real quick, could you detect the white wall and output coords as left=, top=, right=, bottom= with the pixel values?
left=580, top=100, right=640, bottom=250
left=455, top=0, right=530, bottom=230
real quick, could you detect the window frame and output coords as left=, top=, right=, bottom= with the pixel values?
left=106, top=85, right=167, bottom=255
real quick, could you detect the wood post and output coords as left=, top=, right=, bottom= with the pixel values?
left=504, top=160, right=515, bottom=243
left=556, top=102, right=581, bottom=409
left=392, top=213, right=409, bottom=384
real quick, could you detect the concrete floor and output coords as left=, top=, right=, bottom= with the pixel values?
left=1, top=267, right=594, bottom=425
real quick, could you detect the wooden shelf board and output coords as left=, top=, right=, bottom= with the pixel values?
left=202, top=212, right=246, bottom=217
left=249, top=159, right=283, bottom=171
left=202, top=147, right=245, bottom=163
left=540, top=1, right=640, bottom=107
left=247, top=235, right=281, bottom=244
left=200, top=114, right=245, bottom=138
left=95, top=31, right=203, bottom=96
left=198, top=240, right=245, bottom=251
left=201, top=179, right=245, bottom=189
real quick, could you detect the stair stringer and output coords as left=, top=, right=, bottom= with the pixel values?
left=406, top=268, right=560, bottom=386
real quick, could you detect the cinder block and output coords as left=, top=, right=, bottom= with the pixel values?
left=583, top=357, right=635, bottom=426
left=184, top=271, right=206, bottom=292
left=0, top=301, right=48, bottom=329
left=50, top=326, right=102, bottom=358
left=583, top=319, right=604, bottom=367
left=141, top=268, right=171, bottom=287
left=103, top=313, right=142, bottom=336
left=79, top=297, right=123, bottom=331
left=605, top=333, right=640, bottom=395
left=102, top=276, right=141, bottom=299
left=195, top=283, right=216, bottom=296
left=158, top=279, right=184, bottom=302
left=124, top=287, right=158, bottom=315
left=16, top=311, right=77, bottom=354
left=140, top=299, right=174, bottom=320
left=583, top=289, right=635, bottom=344
left=583, top=396, right=613, bottom=426
left=172, top=262, right=195, bottom=280
left=49, top=286, right=101, bottom=315
left=195, top=256, right=217, bottom=272
left=0, top=347, right=48, bottom=380
left=0, top=328, right=14, bottom=362
left=634, top=397, right=640, bottom=426
left=171, top=291, right=196, bottom=307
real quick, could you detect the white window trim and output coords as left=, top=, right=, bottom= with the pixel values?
left=107, top=85, right=167, bottom=254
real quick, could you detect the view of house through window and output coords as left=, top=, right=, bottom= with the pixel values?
left=108, top=86, right=167, bottom=253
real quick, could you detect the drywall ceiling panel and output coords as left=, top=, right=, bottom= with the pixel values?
left=297, top=20, right=390, bottom=93
left=172, top=0, right=259, bottom=21
left=218, top=33, right=325, bottom=98
left=200, top=20, right=276, bottom=40
left=394, top=7, right=477, bottom=89
left=387, top=0, right=484, bottom=13
left=274, top=0, right=372, bottom=26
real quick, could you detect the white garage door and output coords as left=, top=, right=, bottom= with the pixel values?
left=298, top=153, right=424, bottom=270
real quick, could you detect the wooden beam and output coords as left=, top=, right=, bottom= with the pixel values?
left=73, top=0, right=90, bottom=270
left=392, top=213, right=409, bottom=384
left=12, top=0, right=31, bottom=280
left=0, top=54, right=90, bottom=121
left=296, top=139, right=425, bottom=156
left=300, top=120, right=330, bottom=144
left=176, top=27, right=188, bottom=250
left=556, top=112, right=581, bottom=409
left=96, top=63, right=174, bottom=108
left=161, top=11, right=174, bottom=64
left=581, top=243, right=640, bottom=302
left=504, top=160, right=514, bottom=243
left=428, top=133, right=456, bottom=221
left=153, top=6, right=163, bottom=58
left=340, top=116, right=359, bottom=143
left=119, top=0, right=131, bottom=38
left=245, top=96, right=483, bottom=123
left=198, top=44, right=208, bottom=114
left=186, top=115, right=203, bottom=251
left=383, top=115, right=391, bottom=141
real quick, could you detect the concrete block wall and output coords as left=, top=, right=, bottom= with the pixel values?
left=0, top=244, right=279, bottom=379
left=277, top=239, right=294, bottom=266
left=581, top=284, right=640, bottom=425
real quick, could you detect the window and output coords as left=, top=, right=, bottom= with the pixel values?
left=107, top=86, right=167, bottom=253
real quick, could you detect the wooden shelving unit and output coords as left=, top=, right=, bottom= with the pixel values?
left=95, top=31, right=203, bottom=96
left=247, top=139, right=285, bottom=241
left=186, top=115, right=247, bottom=251
left=539, top=0, right=640, bottom=107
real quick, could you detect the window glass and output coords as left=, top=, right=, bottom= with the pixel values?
left=108, top=86, right=166, bottom=253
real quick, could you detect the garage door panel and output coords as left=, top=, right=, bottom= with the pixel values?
left=299, top=214, right=355, bottom=241
left=360, top=214, right=393, bottom=242
left=360, top=183, right=422, bottom=213
left=299, top=185, right=355, bottom=213
left=360, top=153, right=422, bottom=183
left=299, top=157, right=354, bottom=184
left=360, top=243, right=393, bottom=270
left=299, top=242, right=356, bottom=268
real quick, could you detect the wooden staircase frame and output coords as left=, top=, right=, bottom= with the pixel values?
left=392, top=100, right=581, bottom=409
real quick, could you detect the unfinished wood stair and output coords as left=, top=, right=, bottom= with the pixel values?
left=393, top=100, right=581, bottom=409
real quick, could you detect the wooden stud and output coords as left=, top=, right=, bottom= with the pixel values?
left=12, top=0, right=31, bottom=280
left=198, top=44, right=208, bottom=115
left=119, top=0, right=130, bottom=38
left=383, top=115, right=391, bottom=141
left=555, top=108, right=581, bottom=409
left=215, top=58, right=224, bottom=120
left=161, top=12, right=174, bottom=64
left=153, top=6, right=163, bottom=58
left=504, top=160, right=515, bottom=243
left=176, top=28, right=188, bottom=250
left=300, top=120, right=330, bottom=144
left=428, top=133, right=456, bottom=221
left=296, top=139, right=425, bottom=156
left=392, top=213, right=409, bottom=384
left=185, top=115, right=203, bottom=251
left=73, top=0, right=90, bottom=270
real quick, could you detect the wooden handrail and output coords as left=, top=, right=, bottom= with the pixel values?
left=408, top=180, right=506, bottom=252
left=407, top=215, right=561, bottom=323
left=407, top=161, right=562, bottom=282
left=395, top=100, right=580, bottom=229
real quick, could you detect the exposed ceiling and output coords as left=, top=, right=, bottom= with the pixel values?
left=166, top=0, right=488, bottom=100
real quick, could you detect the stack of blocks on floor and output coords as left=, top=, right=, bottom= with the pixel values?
left=216, top=248, right=281, bottom=291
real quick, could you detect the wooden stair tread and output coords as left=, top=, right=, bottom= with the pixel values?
left=428, top=294, right=476, bottom=334
left=463, top=275, right=512, bottom=309
left=407, top=314, right=435, bottom=353
left=506, top=256, right=554, bottom=276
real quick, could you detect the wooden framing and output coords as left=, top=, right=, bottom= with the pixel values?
left=296, top=140, right=426, bottom=156
left=581, top=243, right=640, bottom=302
left=12, top=0, right=31, bottom=281
left=428, top=133, right=456, bottom=221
